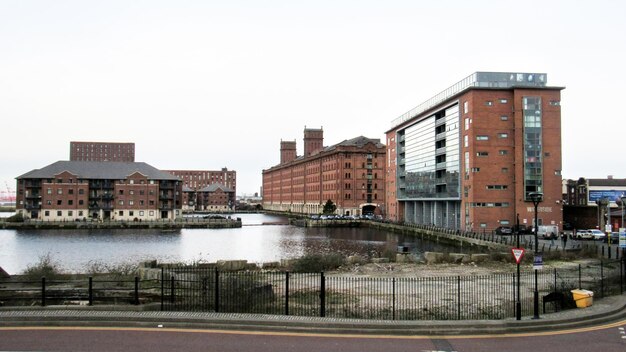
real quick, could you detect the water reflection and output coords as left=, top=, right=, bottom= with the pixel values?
left=0, top=213, right=466, bottom=274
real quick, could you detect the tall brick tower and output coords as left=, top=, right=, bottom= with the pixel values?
left=304, top=127, right=324, bottom=157
left=280, top=140, right=297, bottom=164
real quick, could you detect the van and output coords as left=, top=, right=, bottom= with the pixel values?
left=537, top=225, right=559, bottom=239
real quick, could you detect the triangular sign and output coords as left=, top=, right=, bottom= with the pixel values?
left=511, top=248, right=525, bottom=264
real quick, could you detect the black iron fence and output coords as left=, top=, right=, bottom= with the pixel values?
left=1, top=258, right=624, bottom=320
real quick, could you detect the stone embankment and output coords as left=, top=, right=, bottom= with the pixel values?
left=0, top=218, right=242, bottom=230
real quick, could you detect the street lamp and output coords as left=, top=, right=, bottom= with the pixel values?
left=529, top=191, right=543, bottom=320
left=621, top=196, right=626, bottom=229
left=515, top=213, right=521, bottom=321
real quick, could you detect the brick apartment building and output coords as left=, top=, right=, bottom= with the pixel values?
left=166, top=168, right=236, bottom=211
left=263, top=128, right=386, bottom=216
left=70, top=141, right=135, bottom=162
left=385, top=72, right=564, bottom=232
left=16, top=161, right=182, bottom=221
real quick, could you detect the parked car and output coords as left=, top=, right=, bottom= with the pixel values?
left=495, top=226, right=513, bottom=235
left=589, top=229, right=606, bottom=241
left=575, top=230, right=593, bottom=240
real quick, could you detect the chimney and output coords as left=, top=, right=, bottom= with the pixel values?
left=280, top=140, right=297, bottom=164
left=303, top=126, right=324, bottom=157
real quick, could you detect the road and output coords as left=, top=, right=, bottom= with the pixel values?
left=1, top=321, right=625, bottom=352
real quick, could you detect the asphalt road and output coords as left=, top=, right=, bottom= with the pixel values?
left=1, top=322, right=625, bottom=352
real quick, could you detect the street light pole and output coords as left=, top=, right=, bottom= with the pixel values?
left=529, top=192, right=543, bottom=320
left=516, top=213, right=521, bottom=321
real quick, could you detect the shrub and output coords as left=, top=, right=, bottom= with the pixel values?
left=5, top=213, right=24, bottom=223
left=22, top=253, right=63, bottom=280
left=290, top=253, right=345, bottom=273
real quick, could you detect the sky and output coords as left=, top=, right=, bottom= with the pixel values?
left=1, top=0, right=625, bottom=196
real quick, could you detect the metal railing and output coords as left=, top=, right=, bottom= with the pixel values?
left=3, top=259, right=623, bottom=320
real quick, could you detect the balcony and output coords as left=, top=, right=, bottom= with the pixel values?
left=25, top=204, right=41, bottom=210
left=436, top=162, right=447, bottom=169
left=435, top=147, right=447, bottom=156
left=436, top=132, right=446, bottom=141
left=25, top=194, right=42, bottom=199
left=159, top=182, right=175, bottom=190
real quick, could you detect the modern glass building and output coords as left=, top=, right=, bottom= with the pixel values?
left=385, top=72, right=564, bottom=232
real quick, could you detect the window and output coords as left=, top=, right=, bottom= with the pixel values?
left=464, top=118, right=470, bottom=130
left=79, top=200, right=83, bottom=205
left=464, top=135, right=469, bottom=147
left=502, top=168, right=509, bottom=173
left=68, top=200, right=73, bottom=205
left=47, top=188, right=52, bottom=194
left=79, top=189, right=84, bottom=195
left=499, top=150, right=508, bottom=155
left=68, top=189, right=74, bottom=195
left=500, top=220, right=510, bottom=225
left=498, top=133, right=508, bottom=138
left=500, top=115, right=509, bottom=121
left=487, top=185, right=508, bottom=190
left=463, top=101, right=468, bottom=114
left=68, top=211, right=73, bottom=216
left=45, top=211, right=50, bottom=216
left=140, top=211, right=145, bottom=216
left=119, top=190, right=124, bottom=195
left=57, top=200, right=62, bottom=205
left=119, top=211, right=124, bottom=216
left=471, top=167, right=480, bottom=172
left=485, top=101, right=493, bottom=106
left=129, top=211, right=134, bottom=216
left=549, top=100, right=560, bottom=106
left=78, top=211, right=83, bottom=216
left=476, top=136, right=489, bottom=141
left=499, top=98, right=508, bottom=104
left=47, top=200, right=52, bottom=205
left=129, top=200, right=134, bottom=206
left=57, top=211, right=62, bottom=216
left=130, top=190, right=134, bottom=195
left=118, top=200, right=124, bottom=205
left=476, top=152, right=489, bottom=157
left=57, top=189, right=63, bottom=195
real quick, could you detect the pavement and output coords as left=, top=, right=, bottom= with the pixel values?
left=1, top=294, right=625, bottom=336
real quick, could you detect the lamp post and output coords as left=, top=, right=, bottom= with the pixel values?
left=515, top=213, right=521, bottom=321
left=621, top=196, right=626, bottom=229
left=529, top=192, right=543, bottom=320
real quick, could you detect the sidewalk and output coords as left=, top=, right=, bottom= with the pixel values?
left=1, top=294, right=625, bottom=336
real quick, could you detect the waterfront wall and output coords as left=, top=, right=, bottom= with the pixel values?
left=0, top=218, right=242, bottom=230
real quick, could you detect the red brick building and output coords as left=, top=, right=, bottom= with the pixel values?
left=263, top=128, right=386, bottom=216
left=385, top=72, right=564, bottom=232
left=166, top=168, right=236, bottom=211
left=70, top=141, right=135, bottom=162
left=16, top=161, right=182, bottom=221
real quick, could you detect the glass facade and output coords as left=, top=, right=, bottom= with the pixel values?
left=398, top=103, right=460, bottom=199
left=523, top=96, right=543, bottom=199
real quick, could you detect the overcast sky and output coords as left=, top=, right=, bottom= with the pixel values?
left=1, top=0, right=625, bottom=196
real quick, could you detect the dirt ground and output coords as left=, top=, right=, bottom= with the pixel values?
left=330, top=258, right=598, bottom=278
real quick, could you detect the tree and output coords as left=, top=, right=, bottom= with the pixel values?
left=322, top=199, right=336, bottom=214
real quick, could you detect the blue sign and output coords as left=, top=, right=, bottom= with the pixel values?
left=620, top=228, right=626, bottom=249
left=533, top=255, right=543, bottom=270
left=588, top=190, right=626, bottom=203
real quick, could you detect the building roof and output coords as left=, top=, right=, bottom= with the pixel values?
left=17, top=161, right=180, bottom=181
left=388, top=71, right=564, bottom=132
left=331, top=136, right=384, bottom=149
left=199, top=184, right=234, bottom=193
left=588, top=178, right=626, bottom=187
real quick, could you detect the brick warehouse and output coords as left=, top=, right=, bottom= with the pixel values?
left=165, top=169, right=236, bottom=211
left=263, top=128, right=386, bottom=216
left=385, top=72, right=564, bottom=232
left=69, top=141, right=135, bottom=162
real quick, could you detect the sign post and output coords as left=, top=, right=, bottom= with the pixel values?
left=512, top=247, right=525, bottom=320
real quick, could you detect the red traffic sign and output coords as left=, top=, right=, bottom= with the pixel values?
left=511, top=248, right=525, bottom=264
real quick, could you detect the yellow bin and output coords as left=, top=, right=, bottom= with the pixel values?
left=571, top=289, right=593, bottom=308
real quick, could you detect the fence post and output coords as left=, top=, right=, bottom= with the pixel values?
left=554, top=268, right=557, bottom=293
left=88, top=277, right=93, bottom=306
left=285, top=272, right=290, bottom=316
left=320, top=272, right=326, bottom=318
left=214, top=268, right=220, bottom=313
left=600, top=260, right=604, bottom=298
left=41, top=277, right=46, bottom=307
left=160, top=268, right=164, bottom=311
left=170, top=276, right=175, bottom=304
left=134, top=276, right=140, bottom=305
left=392, top=278, right=396, bottom=321
left=579, top=264, right=582, bottom=289
left=457, top=276, right=461, bottom=320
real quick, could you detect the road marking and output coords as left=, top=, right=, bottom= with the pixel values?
left=1, top=320, right=625, bottom=340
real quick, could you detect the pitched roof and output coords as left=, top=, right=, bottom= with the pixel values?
left=17, top=161, right=180, bottom=181
left=198, top=183, right=234, bottom=193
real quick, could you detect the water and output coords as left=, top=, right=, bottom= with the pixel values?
left=0, top=213, right=460, bottom=275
